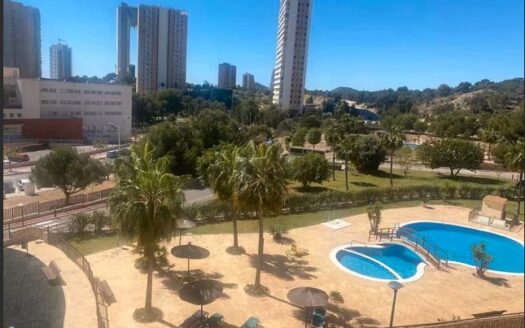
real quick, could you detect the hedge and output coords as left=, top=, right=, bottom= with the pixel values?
left=182, top=184, right=521, bottom=223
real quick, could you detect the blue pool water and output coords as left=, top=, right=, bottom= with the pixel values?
left=403, top=142, right=419, bottom=149
left=335, top=243, right=424, bottom=281
left=403, top=222, right=524, bottom=274
left=351, top=244, right=423, bottom=279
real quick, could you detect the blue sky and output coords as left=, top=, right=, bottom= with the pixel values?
left=21, top=0, right=524, bottom=90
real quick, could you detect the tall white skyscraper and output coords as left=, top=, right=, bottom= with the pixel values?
left=271, top=0, right=312, bottom=113
left=50, top=42, right=72, bottom=80
left=116, top=3, right=188, bottom=92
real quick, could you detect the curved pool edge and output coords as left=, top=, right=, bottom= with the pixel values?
left=400, top=220, right=525, bottom=277
left=329, top=243, right=427, bottom=283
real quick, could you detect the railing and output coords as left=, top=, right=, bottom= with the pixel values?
left=3, top=226, right=110, bottom=328
left=391, top=312, right=524, bottom=328
left=47, top=230, right=110, bottom=328
left=3, top=188, right=113, bottom=222
left=369, top=226, right=449, bottom=269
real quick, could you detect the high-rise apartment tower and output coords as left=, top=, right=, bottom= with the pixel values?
left=242, top=73, right=255, bottom=90
left=50, top=42, right=72, bottom=80
left=3, top=0, right=41, bottom=78
left=271, top=0, right=312, bottom=113
left=116, top=3, right=188, bottom=93
left=218, top=63, right=237, bottom=89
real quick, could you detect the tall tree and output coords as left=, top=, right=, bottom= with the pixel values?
left=324, top=122, right=341, bottom=181
left=504, top=139, right=524, bottom=224
left=109, top=142, right=185, bottom=319
left=418, top=139, right=484, bottom=176
left=335, top=135, right=355, bottom=191
left=204, top=145, right=243, bottom=250
left=381, top=126, right=405, bottom=187
left=306, top=128, right=322, bottom=149
left=31, top=146, right=106, bottom=205
left=234, top=142, right=288, bottom=290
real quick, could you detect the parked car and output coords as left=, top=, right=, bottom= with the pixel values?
left=8, top=153, right=30, bottom=162
left=16, top=179, right=31, bottom=191
left=106, top=150, right=119, bottom=159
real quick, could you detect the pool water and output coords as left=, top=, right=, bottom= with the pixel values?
left=402, top=221, right=524, bottom=274
left=334, top=243, right=425, bottom=282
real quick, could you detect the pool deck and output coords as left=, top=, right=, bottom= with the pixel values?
left=87, top=205, right=524, bottom=327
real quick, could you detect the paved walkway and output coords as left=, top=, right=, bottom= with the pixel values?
left=4, top=241, right=98, bottom=328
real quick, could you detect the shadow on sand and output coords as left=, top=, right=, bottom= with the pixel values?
left=247, top=253, right=317, bottom=281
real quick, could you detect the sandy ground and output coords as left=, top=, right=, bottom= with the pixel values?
left=87, top=205, right=524, bottom=328
left=6, top=241, right=98, bottom=328
left=4, top=180, right=115, bottom=209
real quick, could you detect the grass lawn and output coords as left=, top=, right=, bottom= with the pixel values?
left=289, top=169, right=515, bottom=194
left=70, top=198, right=523, bottom=255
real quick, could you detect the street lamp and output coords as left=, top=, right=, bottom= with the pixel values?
left=388, top=281, right=404, bottom=327
left=107, top=123, right=120, bottom=150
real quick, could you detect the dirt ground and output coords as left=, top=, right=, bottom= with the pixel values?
left=4, top=179, right=115, bottom=208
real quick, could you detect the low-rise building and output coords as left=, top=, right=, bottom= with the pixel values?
left=3, top=67, right=132, bottom=143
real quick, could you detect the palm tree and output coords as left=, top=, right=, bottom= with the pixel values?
left=334, top=134, right=354, bottom=191
left=109, top=142, right=185, bottom=318
left=234, top=141, right=288, bottom=290
left=206, top=145, right=243, bottom=250
left=505, top=139, right=524, bottom=225
left=324, top=122, right=341, bottom=181
left=480, top=128, right=498, bottom=160
left=381, top=126, right=405, bottom=187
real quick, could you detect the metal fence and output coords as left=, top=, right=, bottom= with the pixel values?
left=47, top=230, right=110, bottom=328
left=4, top=188, right=113, bottom=222
left=392, top=312, right=524, bottom=328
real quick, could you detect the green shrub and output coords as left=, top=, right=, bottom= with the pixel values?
left=71, top=213, right=91, bottom=236
left=270, top=224, right=289, bottom=241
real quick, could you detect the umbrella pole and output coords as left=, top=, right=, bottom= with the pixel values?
left=305, top=307, right=308, bottom=328
left=200, top=304, right=204, bottom=327
left=179, top=231, right=182, bottom=245
left=187, top=257, right=190, bottom=281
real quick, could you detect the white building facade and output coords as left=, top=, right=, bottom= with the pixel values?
left=271, top=0, right=312, bottom=113
left=3, top=72, right=132, bottom=143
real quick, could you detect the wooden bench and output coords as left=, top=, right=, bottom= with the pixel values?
left=41, top=260, right=66, bottom=285
left=472, top=310, right=507, bottom=318
left=97, top=279, right=116, bottom=305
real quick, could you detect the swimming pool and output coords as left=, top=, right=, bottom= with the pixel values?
left=331, top=243, right=426, bottom=282
left=402, top=221, right=525, bottom=275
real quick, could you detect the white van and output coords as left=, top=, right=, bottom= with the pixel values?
left=16, top=179, right=31, bottom=191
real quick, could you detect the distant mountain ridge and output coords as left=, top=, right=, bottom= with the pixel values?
left=308, top=78, right=524, bottom=114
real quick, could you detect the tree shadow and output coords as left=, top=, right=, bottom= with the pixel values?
left=273, top=236, right=295, bottom=246
left=479, top=275, right=511, bottom=288
left=247, top=253, right=317, bottom=281
left=351, top=182, right=377, bottom=187
left=294, top=186, right=330, bottom=193
left=437, top=175, right=505, bottom=185
left=370, top=170, right=404, bottom=179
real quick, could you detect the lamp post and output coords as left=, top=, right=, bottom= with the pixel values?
left=107, top=123, right=120, bottom=150
left=388, top=281, right=404, bottom=327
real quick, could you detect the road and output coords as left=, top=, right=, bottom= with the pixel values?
left=3, top=187, right=215, bottom=239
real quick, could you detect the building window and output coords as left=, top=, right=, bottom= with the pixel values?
left=49, top=88, right=56, bottom=93
left=9, top=113, right=14, bottom=118
left=84, top=90, right=90, bottom=94
left=40, top=88, right=48, bottom=92
left=17, top=113, right=22, bottom=118
left=41, top=100, right=49, bottom=104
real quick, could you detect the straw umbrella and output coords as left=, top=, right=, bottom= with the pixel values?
left=287, top=287, right=329, bottom=327
left=179, top=279, right=223, bottom=326
left=171, top=243, right=210, bottom=280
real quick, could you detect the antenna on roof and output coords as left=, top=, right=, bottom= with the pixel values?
left=58, top=38, right=65, bottom=44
